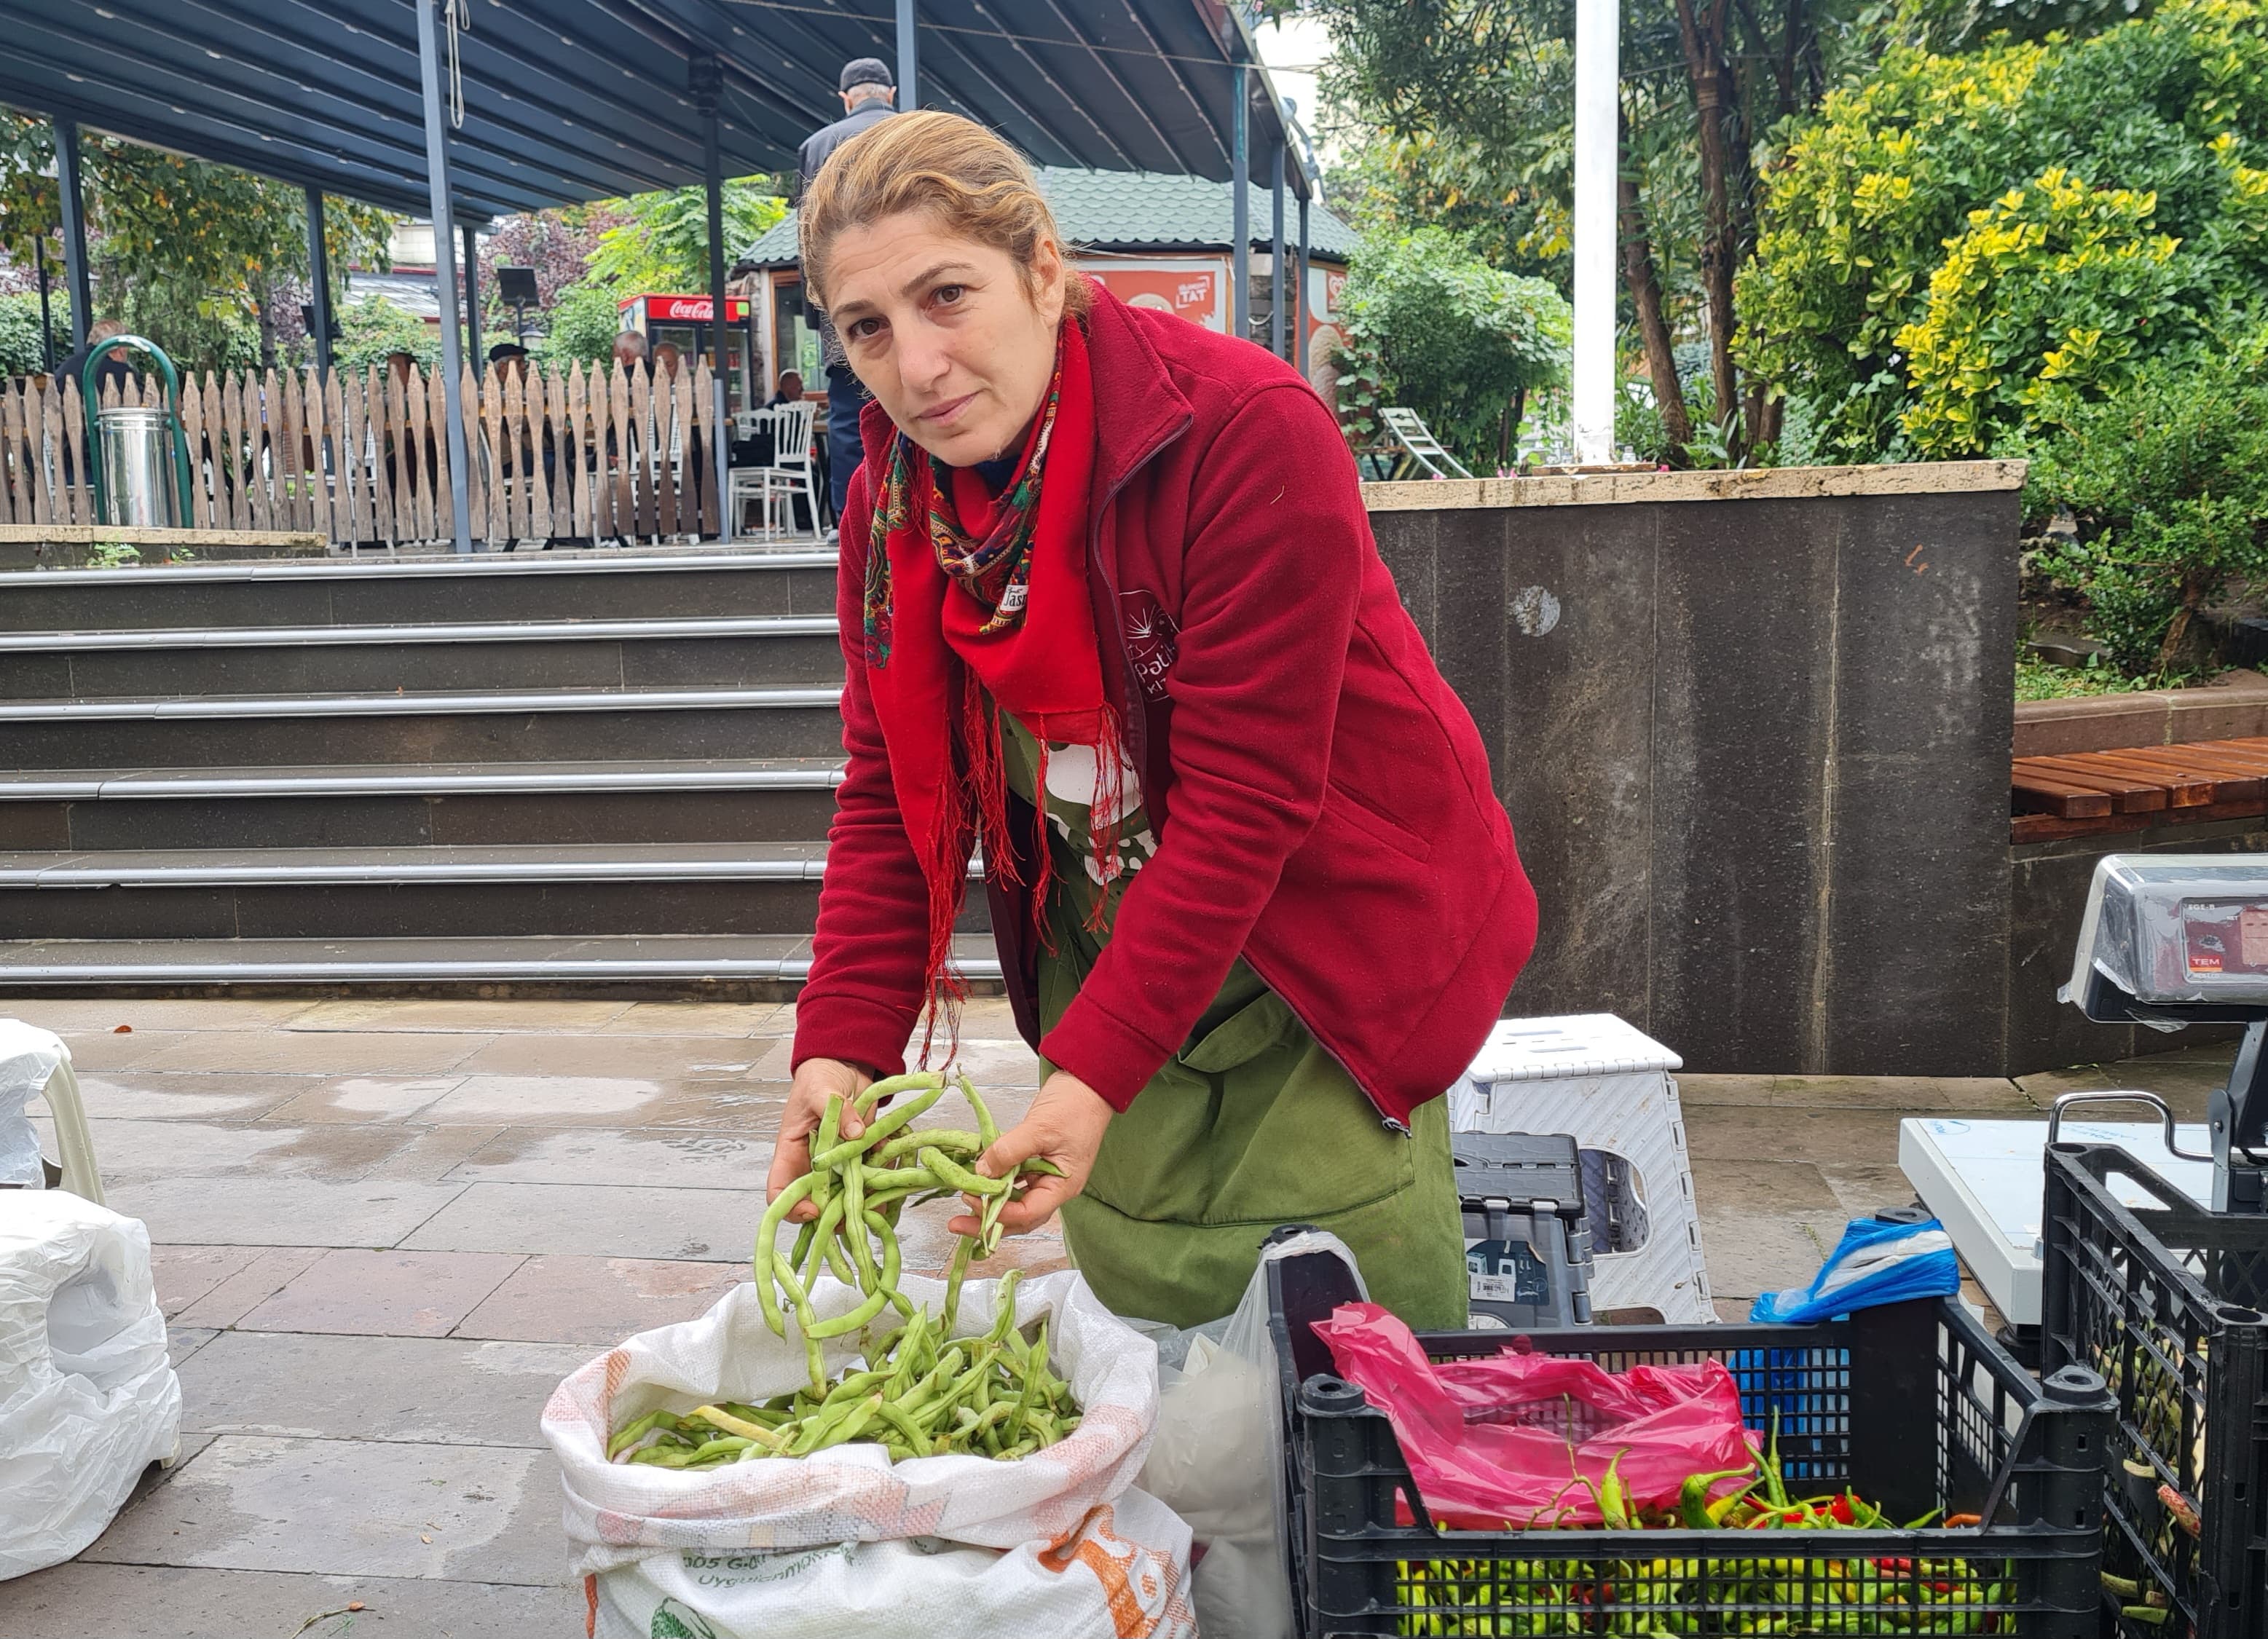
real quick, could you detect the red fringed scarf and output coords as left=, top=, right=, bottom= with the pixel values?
left=859, top=319, right=1125, bottom=1051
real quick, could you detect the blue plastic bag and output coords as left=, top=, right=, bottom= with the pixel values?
left=1748, top=1214, right=1959, bottom=1324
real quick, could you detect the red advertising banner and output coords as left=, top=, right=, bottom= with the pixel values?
left=623, top=294, right=752, bottom=324
left=1080, top=259, right=1226, bottom=331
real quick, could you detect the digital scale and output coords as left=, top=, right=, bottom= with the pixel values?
left=1902, top=856, right=2268, bottom=1326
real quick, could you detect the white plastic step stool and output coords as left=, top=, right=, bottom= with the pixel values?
left=1449, top=1014, right=1714, bottom=1323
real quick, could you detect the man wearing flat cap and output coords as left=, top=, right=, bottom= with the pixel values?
left=798, top=58, right=899, bottom=531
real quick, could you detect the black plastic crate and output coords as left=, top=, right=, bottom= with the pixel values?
left=2039, top=1142, right=2268, bottom=1639
left=1267, top=1242, right=2116, bottom=1638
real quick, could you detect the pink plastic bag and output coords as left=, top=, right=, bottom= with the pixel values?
left=1313, top=1302, right=1755, bottom=1528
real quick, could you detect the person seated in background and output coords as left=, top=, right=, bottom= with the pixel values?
left=487, top=340, right=530, bottom=381
left=768, top=369, right=806, bottom=408
left=652, top=340, right=683, bottom=380
left=611, top=331, right=650, bottom=377
left=55, top=319, right=132, bottom=403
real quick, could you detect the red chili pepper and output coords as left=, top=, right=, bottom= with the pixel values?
left=1874, top=1557, right=1914, bottom=1575
left=1829, top=1496, right=1856, bottom=1525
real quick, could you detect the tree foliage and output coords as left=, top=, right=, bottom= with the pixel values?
left=0, top=113, right=392, bottom=374
left=2028, top=335, right=2268, bottom=676
left=1338, top=225, right=1572, bottom=469
left=584, top=180, right=785, bottom=293
left=1315, top=0, right=1866, bottom=464
left=1739, top=0, right=2268, bottom=458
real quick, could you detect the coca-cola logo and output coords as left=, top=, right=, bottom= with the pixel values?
left=1121, top=590, right=1178, bottom=702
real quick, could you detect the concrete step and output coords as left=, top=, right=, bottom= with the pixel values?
left=0, top=615, right=844, bottom=698
left=0, top=932, right=1004, bottom=990
left=0, top=842, right=824, bottom=940
left=0, top=759, right=845, bottom=850
left=0, top=685, right=847, bottom=767
left=0, top=842, right=989, bottom=941
left=0, top=550, right=838, bottom=634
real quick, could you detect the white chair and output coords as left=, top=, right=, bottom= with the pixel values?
left=755, top=400, right=822, bottom=541
left=1, top=1022, right=101, bottom=1205
left=728, top=406, right=776, bottom=540
left=1381, top=406, right=1475, bottom=480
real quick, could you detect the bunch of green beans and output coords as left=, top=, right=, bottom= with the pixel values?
left=752, top=1069, right=1063, bottom=1390
left=608, top=1268, right=1079, bottom=1468
left=607, top=1070, right=1081, bottom=1471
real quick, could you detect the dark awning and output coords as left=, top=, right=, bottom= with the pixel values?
left=0, top=0, right=1309, bottom=221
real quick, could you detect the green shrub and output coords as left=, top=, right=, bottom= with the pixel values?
left=1740, top=0, right=2268, bottom=460
left=0, top=292, right=70, bottom=377
left=536, top=283, right=628, bottom=368
left=1337, top=225, right=1571, bottom=471
left=335, top=296, right=435, bottom=375
left=2028, top=338, right=2268, bottom=676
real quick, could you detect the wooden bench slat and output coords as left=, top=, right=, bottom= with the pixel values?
left=2011, top=767, right=2116, bottom=818
left=2046, top=750, right=2218, bottom=806
left=2015, top=756, right=2170, bottom=812
left=2103, top=746, right=2268, bottom=801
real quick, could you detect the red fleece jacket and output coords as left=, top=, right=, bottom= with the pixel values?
left=792, top=283, right=1537, bottom=1126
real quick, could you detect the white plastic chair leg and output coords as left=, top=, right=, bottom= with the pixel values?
left=41, top=1059, right=103, bottom=1206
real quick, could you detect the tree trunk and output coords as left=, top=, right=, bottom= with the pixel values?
left=1500, top=385, right=1528, bottom=471
left=1619, top=139, right=1691, bottom=454
left=1674, top=0, right=1742, bottom=458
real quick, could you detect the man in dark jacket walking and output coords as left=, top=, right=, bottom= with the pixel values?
left=797, top=58, right=897, bottom=531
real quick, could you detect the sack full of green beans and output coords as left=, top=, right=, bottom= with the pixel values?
left=543, top=1268, right=1198, bottom=1639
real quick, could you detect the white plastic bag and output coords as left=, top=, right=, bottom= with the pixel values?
left=543, top=1270, right=1196, bottom=1639
left=0, top=1189, right=182, bottom=1580
left=592, top=1487, right=1194, bottom=1639
left=1135, top=1228, right=1369, bottom=1639
left=0, top=1019, right=66, bottom=1188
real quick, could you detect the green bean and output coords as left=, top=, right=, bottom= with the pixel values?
left=815, top=1081, right=950, bottom=1167
left=920, top=1145, right=1012, bottom=1197
left=854, top=1070, right=944, bottom=1118
left=960, top=1071, right=1001, bottom=1152
left=752, top=1171, right=818, bottom=1338
left=941, top=1234, right=974, bottom=1335
left=607, top=1409, right=669, bottom=1461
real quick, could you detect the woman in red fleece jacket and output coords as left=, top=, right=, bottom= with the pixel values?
left=765, top=112, right=1537, bottom=1329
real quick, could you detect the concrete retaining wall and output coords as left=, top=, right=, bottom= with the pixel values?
left=1364, top=462, right=2025, bottom=1076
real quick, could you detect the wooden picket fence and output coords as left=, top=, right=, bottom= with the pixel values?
left=0, top=360, right=726, bottom=548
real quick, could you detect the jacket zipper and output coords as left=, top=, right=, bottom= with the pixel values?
left=1089, top=407, right=1409, bottom=1137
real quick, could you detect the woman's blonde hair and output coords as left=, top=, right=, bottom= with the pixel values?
left=798, top=111, right=1090, bottom=319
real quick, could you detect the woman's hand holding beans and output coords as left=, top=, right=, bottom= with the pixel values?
left=766, top=1056, right=873, bottom=1223
left=948, top=1068, right=1113, bottom=1239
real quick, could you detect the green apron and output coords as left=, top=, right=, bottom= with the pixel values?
left=1001, top=716, right=1468, bottom=1331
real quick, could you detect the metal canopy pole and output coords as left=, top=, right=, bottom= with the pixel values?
left=1229, top=68, right=1249, bottom=343
left=34, top=240, right=55, bottom=374
left=462, top=221, right=483, bottom=374
left=415, top=0, right=474, bottom=554
left=304, top=186, right=334, bottom=374
left=1269, top=141, right=1286, bottom=360
left=1296, top=191, right=1311, bottom=378
left=697, top=55, right=731, bottom=540
left=53, top=118, right=91, bottom=349
left=897, top=0, right=919, bottom=111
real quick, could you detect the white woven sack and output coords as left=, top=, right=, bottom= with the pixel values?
left=543, top=1268, right=1163, bottom=1579
left=0, top=1190, right=181, bottom=1579
left=591, top=1485, right=1195, bottom=1639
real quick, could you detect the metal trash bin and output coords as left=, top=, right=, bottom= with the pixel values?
left=98, top=405, right=178, bottom=529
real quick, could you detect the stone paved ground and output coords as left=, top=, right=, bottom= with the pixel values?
left=0, top=996, right=2241, bottom=1638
